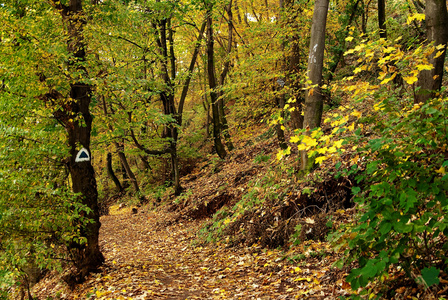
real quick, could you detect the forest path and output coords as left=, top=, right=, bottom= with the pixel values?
left=68, top=206, right=347, bottom=299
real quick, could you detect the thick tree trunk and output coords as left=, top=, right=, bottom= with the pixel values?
left=47, top=0, right=104, bottom=283
left=301, top=0, right=329, bottom=171
left=207, top=7, right=227, bottom=159
left=415, top=0, right=448, bottom=103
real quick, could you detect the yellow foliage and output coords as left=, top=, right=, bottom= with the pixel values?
left=290, top=135, right=301, bottom=143
left=345, top=36, right=354, bottom=42
left=380, top=73, right=396, bottom=85
left=407, top=13, right=425, bottom=25
left=315, top=156, right=328, bottom=164
left=403, top=76, right=418, bottom=85
left=416, top=64, right=433, bottom=71
left=434, top=51, right=444, bottom=59
left=334, top=139, right=344, bottom=148
left=350, top=110, right=362, bottom=118
left=302, top=135, right=318, bottom=148
left=435, top=166, right=446, bottom=175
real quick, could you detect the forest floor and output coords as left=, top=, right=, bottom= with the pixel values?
left=32, top=204, right=351, bottom=300
left=28, top=129, right=437, bottom=299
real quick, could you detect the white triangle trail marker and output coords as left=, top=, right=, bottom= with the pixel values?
left=75, top=148, right=90, bottom=162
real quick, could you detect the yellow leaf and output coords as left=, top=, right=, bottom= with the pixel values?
left=294, top=277, right=312, bottom=282
left=319, top=134, right=331, bottom=143
left=334, top=139, right=344, bottom=148
left=377, top=72, right=387, bottom=80
left=353, top=67, right=363, bottom=74
left=96, top=290, right=107, bottom=298
left=383, top=46, right=396, bottom=53
left=380, top=73, right=396, bottom=84
left=294, top=267, right=302, bottom=273
left=435, top=166, right=446, bottom=175
left=345, top=36, right=354, bottom=42
left=276, top=150, right=284, bottom=160
left=403, top=76, right=418, bottom=85
left=328, top=147, right=337, bottom=153
left=344, top=49, right=355, bottom=55
left=297, top=143, right=307, bottom=151
left=416, top=64, right=433, bottom=71
left=434, top=50, right=445, bottom=59
left=302, top=135, right=318, bottom=148
left=315, top=156, right=328, bottom=164
left=290, top=135, right=301, bottom=143
left=317, top=147, right=328, bottom=154
left=311, top=129, right=321, bottom=138
left=347, top=122, right=355, bottom=131
left=351, top=110, right=362, bottom=118
left=407, top=13, right=425, bottom=25
left=281, top=125, right=286, bottom=131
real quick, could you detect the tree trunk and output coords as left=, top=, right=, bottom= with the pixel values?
left=115, top=146, right=139, bottom=193
left=301, top=0, right=330, bottom=171
left=106, top=153, right=123, bottom=193
left=275, top=92, right=288, bottom=150
left=415, top=0, right=448, bottom=103
left=207, top=6, right=227, bottom=159
left=378, top=0, right=387, bottom=39
left=154, top=10, right=183, bottom=195
left=218, top=1, right=235, bottom=152
left=48, top=0, right=104, bottom=283
left=281, top=0, right=304, bottom=130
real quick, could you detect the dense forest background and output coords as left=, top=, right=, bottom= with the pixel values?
left=1, top=0, right=448, bottom=298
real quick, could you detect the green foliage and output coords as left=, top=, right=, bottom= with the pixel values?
left=0, top=1, right=102, bottom=290
left=253, top=152, right=271, bottom=164
left=331, top=35, right=448, bottom=293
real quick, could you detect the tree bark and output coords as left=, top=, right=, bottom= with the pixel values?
left=301, top=0, right=329, bottom=171
left=116, top=146, right=140, bottom=193
left=207, top=6, right=227, bottom=159
left=218, top=1, right=235, bottom=151
left=46, top=0, right=104, bottom=284
left=415, top=0, right=448, bottom=103
left=378, top=0, right=387, bottom=39
left=106, top=153, right=123, bottom=193
left=281, top=0, right=304, bottom=130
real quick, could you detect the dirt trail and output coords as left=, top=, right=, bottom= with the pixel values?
left=55, top=206, right=348, bottom=300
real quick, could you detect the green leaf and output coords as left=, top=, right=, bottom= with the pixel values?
left=420, top=267, right=440, bottom=287
left=352, top=186, right=361, bottom=195
left=379, top=222, right=392, bottom=235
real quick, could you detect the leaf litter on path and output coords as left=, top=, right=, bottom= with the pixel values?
left=50, top=205, right=351, bottom=300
